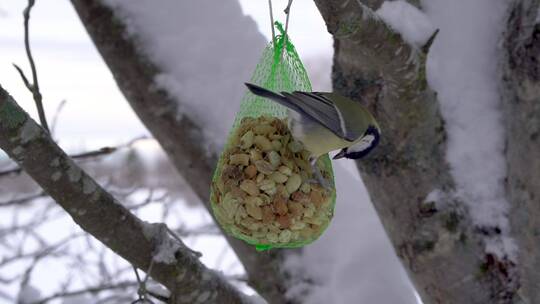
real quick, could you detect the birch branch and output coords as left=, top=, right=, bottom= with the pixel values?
left=13, top=0, right=49, bottom=133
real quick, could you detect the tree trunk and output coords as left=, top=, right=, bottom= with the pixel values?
left=313, top=1, right=534, bottom=303
left=503, top=0, right=540, bottom=302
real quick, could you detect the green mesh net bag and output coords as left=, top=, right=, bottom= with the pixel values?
left=210, top=23, right=336, bottom=251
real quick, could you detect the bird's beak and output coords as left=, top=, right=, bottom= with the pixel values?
left=333, top=149, right=347, bottom=160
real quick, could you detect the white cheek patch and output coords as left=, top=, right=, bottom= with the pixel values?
left=349, top=135, right=375, bottom=153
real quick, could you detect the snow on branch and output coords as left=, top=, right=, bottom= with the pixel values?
left=0, top=85, right=251, bottom=304
left=424, top=0, right=515, bottom=259
left=315, top=0, right=429, bottom=98
left=376, top=0, right=435, bottom=46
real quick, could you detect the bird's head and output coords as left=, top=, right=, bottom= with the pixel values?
left=333, top=125, right=380, bottom=160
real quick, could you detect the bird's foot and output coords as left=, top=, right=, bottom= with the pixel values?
left=308, top=156, right=332, bottom=191
left=306, top=174, right=332, bottom=191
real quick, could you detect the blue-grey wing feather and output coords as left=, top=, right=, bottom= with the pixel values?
left=312, top=92, right=367, bottom=141
left=244, top=83, right=359, bottom=142
left=284, top=91, right=353, bottom=141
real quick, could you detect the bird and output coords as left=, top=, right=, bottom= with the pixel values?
left=244, top=83, right=381, bottom=187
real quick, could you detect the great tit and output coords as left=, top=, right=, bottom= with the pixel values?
left=244, top=83, right=380, bottom=185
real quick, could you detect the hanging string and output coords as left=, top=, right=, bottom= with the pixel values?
left=268, top=0, right=276, bottom=46
left=282, top=0, right=294, bottom=59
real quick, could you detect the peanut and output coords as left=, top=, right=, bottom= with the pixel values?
left=273, top=195, right=288, bottom=215
left=254, top=135, right=273, bottom=151
left=244, top=165, right=257, bottom=179
left=240, top=131, right=254, bottom=149
left=288, top=201, right=304, bottom=218
left=250, top=150, right=262, bottom=162
left=300, top=182, right=311, bottom=193
left=262, top=206, right=275, bottom=223
left=254, top=124, right=276, bottom=135
left=271, top=140, right=282, bottom=150
left=310, top=190, right=325, bottom=208
left=268, top=151, right=281, bottom=167
left=259, top=179, right=277, bottom=195
left=255, top=160, right=274, bottom=175
left=245, top=203, right=263, bottom=220
left=277, top=215, right=291, bottom=229
left=286, top=174, right=302, bottom=194
left=278, top=229, right=292, bottom=243
left=278, top=166, right=292, bottom=176
left=240, top=180, right=259, bottom=196
left=271, top=172, right=288, bottom=184
left=230, top=154, right=250, bottom=166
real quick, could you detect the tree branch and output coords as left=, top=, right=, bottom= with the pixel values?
left=69, top=1, right=301, bottom=303
left=0, top=85, right=251, bottom=304
left=314, top=1, right=520, bottom=303
left=15, top=0, right=50, bottom=133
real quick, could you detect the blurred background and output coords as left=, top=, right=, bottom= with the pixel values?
left=0, top=1, right=417, bottom=303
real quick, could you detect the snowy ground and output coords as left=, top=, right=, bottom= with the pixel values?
left=0, top=0, right=513, bottom=303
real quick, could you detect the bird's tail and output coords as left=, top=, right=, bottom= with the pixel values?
left=244, top=83, right=303, bottom=114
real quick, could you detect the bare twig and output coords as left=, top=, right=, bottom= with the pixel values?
left=0, top=136, right=148, bottom=178
left=50, top=99, right=67, bottom=137
left=14, top=0, right=50, bottom=133
left=12, top=64, right=31, bottom=90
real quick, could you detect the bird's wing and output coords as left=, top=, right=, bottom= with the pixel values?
left=319, top=92, right=374, bottom=141
left=282, top=91, right=355, bottom=141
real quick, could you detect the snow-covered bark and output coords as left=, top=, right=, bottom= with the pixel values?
left=313, top=0, right=529, bottom=303
left=503, top=0, right=540, bottom=302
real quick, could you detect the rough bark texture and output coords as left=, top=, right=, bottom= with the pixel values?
left=0, top=85, right=250, bottom=304
left=314, top=1, right=522, bottom=303
left=503, top=0, right=540, bottom=303
left=70, top=1, right=300, bottom=303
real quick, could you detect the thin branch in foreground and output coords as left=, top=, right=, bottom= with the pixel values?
left=50, top=99, right=67, bottom=137
left=12, top=64, right=31, bottom=90
left=13, top=0, right=50, bottom=133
